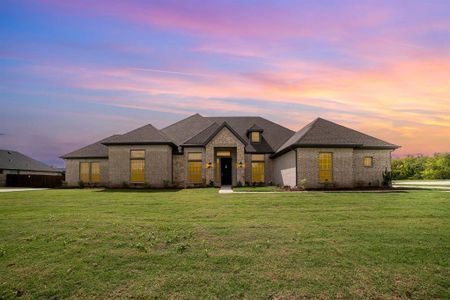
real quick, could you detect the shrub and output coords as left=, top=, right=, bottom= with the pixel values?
left=236, top=181, right=243, bottom=187
left=163, top=180, right=170, bottom=188
left=122, top=181, right=129, bottom=188
left=382, top=169, right=393, bottom=187
left=299, top=178, right=308, bottom=190
left=78, top=180, right=85, bottom=189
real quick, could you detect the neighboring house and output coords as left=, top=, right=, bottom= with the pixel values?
left=61, top=114, right=399, bottom=189
left=0, top=150, right=63, bottom=187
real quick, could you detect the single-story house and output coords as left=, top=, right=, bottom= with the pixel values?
left=61, top=114, right=399, bottom=189
left=0, top=150, right=63, bottom=187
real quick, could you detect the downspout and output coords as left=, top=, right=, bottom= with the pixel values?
left=295, top=148, right=298, bottom=187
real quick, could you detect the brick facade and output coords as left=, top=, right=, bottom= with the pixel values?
left=296, top=148, right=391, bottom=188
left=108, top=145, right=172, bottom=187
left=64, top=158, right=109, bottom=187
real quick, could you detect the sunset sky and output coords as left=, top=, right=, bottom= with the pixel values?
left=1, top=0, right=449, bottom=167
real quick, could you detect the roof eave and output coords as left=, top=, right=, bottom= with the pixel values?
left=102, top=141, right=177, bottom=147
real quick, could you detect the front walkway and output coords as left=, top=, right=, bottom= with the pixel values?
left=218, top=186, right=233, bottom=194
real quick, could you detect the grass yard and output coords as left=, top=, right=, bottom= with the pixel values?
left=0, top=189, right=449, bottom=299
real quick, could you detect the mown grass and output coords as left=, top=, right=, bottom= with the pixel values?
left=0, top=188, right=449, bottom=299
left=233, top=185, right=281, bottom=192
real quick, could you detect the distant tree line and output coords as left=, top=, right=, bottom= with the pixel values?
left=391, top=153, right=450, bottom=180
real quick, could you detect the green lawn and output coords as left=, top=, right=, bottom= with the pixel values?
left=0, top=189, right=449, bottom=299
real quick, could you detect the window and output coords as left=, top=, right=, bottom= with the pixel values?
left=363, top=156, right=373, bottom=167
left=91, top=162, right=100, bottom=183
left=251, top=154, right=265, bottom=183
left=79, top=162, right=101, bottom=183
left=79, top=162, right=90, bottom=182
left=130, top=150, right=145, bottom=183
left=318, top=153, right=332, bottom=182
left=250, top=131, right=261, bottom=143
left=216, top=150, right=231, bottom=157
left=188, top=152, right=202, bottom=183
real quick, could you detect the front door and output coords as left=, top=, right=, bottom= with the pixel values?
left=220, top=157, right=232, bottom=185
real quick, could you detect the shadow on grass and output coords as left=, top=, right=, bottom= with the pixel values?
left=96, top=188, right=183, bottom=193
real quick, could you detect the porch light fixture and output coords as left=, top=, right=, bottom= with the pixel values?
left=206, top=162, right=213, bottom=169
left=237, top=161, right=244, bottom=169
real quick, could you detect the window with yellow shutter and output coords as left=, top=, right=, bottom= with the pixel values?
left=90, top=162, right=101, bottom=183
left=130, top=150, right=145, bottom=183
left=79, top=162, right=90, bottom=183
left=251, top=154, right=265, bottom=183
left=318, top=153, right=332, bottom=182
left=363, top=156, right=373, bottom=167
left=188, top=152, right=202, bottom=183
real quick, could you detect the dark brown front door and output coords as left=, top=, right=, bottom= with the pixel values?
left=220, top=157, right=232, bottom=185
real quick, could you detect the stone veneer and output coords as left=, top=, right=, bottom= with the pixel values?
left=205, top=127, right=245, bottom=186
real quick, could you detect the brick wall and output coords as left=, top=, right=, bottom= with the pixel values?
left=64, top=158, right=108, bottom=187
left=108, top=145, right=172, bottom=187
left=297, top=148, right=354, bottom=188
left=296, top=148, right=392, bottom=188
left=352, top=149, right=392, bottom=187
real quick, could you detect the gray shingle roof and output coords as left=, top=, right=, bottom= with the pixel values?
left=247, top=124, right=264, bottom=132
left=103, top=124, right=176, bottom=146
left=161, top=114, right=214, bottom=145
left=274, top=118, right=399, bottom=157
left=61, top=135, right=120, bottom=159
left=0, top=149, right=61, bottom=173
left=165, top=115, right=294, bottom=153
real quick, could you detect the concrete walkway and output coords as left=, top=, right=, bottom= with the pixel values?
left=0, top=188, right=48, bottom=193
left=218, top=186, right=233, bottom=194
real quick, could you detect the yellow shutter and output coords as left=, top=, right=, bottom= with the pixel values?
left=363, top=156, right=373, bottom=167
left=79, top=162, right=90, bottom=182
left=91, top=162, right=100, bottom=183
left=250, top=132, right=260, bottom=142
left=188, top=161, right=202, bottom=183
left=130, top=160, right=145, bottom=183
left=319, top=153, right=332, bottom=182
left=251, top=162, right=265, bottom=183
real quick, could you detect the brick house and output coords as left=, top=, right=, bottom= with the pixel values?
left=61, top=114, right=399, bottom=188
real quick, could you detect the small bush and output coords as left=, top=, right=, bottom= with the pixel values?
left=122, top=181, right=129, bottom=188
left=236, top=181, right=243, bottom=187
left=163, top=180, right=170, bottom=188
left=78, top=180, right=85, bottom=189
left=382, top=169, right=393, bottom=187
left=299, top=178, right=308, bottom=190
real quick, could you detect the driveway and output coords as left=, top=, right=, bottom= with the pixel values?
left=0, top=188, right=49, bottom=193
left=393, top=180, right=450, bottom=190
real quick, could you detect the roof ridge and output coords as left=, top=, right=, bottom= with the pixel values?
left=161, top=113, right=204, bottom=130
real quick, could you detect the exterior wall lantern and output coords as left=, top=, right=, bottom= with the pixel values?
left=206, top=162, right=213, bottom=169
left=237, top=161, right=244, bottom=169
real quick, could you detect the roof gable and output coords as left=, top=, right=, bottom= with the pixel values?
left=183, top=122, right=248, bottom=146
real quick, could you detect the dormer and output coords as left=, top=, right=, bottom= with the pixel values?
left=247, top=124, right=264, bottom=143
